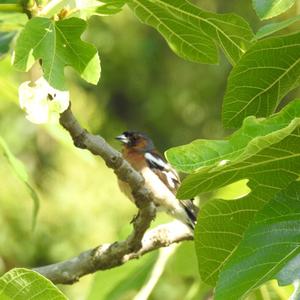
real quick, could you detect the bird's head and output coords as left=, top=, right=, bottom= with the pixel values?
left=115, top=131, right=154, bottom=152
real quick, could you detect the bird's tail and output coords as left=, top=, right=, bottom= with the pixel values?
left=180, top=199, right=199, bottom=230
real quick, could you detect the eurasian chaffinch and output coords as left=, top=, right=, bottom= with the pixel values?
left=116, top=131, right=198, bottom=229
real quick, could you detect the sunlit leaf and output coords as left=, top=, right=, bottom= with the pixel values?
left=252, top=0, right=297, bottom=20
left=167, top=100, right=300, bottom=285
left=0, top=268, right=67, bottom=299
left=255, top=15, right=300, bottom=39
left=128, top=0, right=218, bottom=64
left=0, top=136, right=40, bottom=229
left=148, top=0, right=254, bottom=65
left=215, top=182, right=300, bottom=299
left=166, top=99, right=300, bottom=175
left=13, top=17, right=100, bottom=90
left=222, top=31, right=300, bottom=128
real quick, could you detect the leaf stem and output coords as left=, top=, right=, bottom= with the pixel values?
left=0, top=4, right=23, bottom=13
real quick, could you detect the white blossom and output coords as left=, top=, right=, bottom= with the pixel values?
left=19, top=77, right=69, bottom=124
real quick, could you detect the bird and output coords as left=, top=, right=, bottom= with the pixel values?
left=115, top=131, right=198, bottom=230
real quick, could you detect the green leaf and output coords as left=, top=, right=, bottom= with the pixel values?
left=177, top=102, right=300, bottom=199
left=166, top=99, right=300, bottom=175
left=195, top=196, right=269, bottom=286
left=0, top=268, right=67, bottom=299
left=148, top=0, right=254, bottom=65
left=0, top=31, right=15, bottom=58
left=214, top=182, right=300, bottom=299
left=255, top=15, right=300, bottom=39
left=252, top=0, right=297, bottom=20
left=13, top=17, right=100, bottom=90
left=166, top=100, right=300, bottom=285
left=222, top=31, right=300, bottom=128
left=128, top=0, right=218, bottom=64
left=0, top=136, right=40, bottom=229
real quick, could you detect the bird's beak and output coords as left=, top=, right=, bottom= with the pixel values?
left=115, top=134, right=129, bottom=144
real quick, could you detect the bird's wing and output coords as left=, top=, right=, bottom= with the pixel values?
left=144, top=151, right=199, bottom=228
left=144, top=151, right=180, bottom=193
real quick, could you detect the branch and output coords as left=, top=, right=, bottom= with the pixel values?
left=34, top=221, right=193, bottom=284
left=33, top=106, right=193, bottom=284
left=59, top=106, right=156, bottom=251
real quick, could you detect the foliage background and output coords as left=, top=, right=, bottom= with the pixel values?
left=0, top=0, right=299, bottom=299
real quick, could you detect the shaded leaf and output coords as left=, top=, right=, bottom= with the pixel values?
left=150, top=0, right=254, bottom=65
left=13, top=17, right=100, bottom=90
left=215, top=182, right=300, bottom=299
left=0, top=268, right=67, bottom=299
left=0, top=136, right=40, bottom=229
left=222, top=31, right=300, bottom=128
left=253, top=0, right=297, bottom=20
left=255, top=15, right=300, bottom=39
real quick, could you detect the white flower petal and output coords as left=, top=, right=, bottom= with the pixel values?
left=18, top=77, right=70, bottom=124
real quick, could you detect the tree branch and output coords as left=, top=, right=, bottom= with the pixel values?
left=59, top=106, right=157, bottom=251
left=34, top=221, right=193, bottom=284
left=33, top=106, right=193, bottom=284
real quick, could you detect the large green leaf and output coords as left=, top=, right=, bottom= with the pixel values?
left=128, top=0, right=218, bottom=64
left=222, top=31, right=300, bottom=128
left=195, top=121, right=300, bottom=285
left=13, top=17, right=100, bottom=90
left=150, top=0, right=254, bottom=65
left=252, top=0, right=297, bottom=20
left=166, top=99, right=300, bottom=175
left=166, top=100, right=300, bottom=285
left=0, top=136, right=40, bottom=229
left=214, top=182, right=300, bottom=299
left=128, top=0, right=253, bottom=65
left=0, top=268, right=67, bottom=299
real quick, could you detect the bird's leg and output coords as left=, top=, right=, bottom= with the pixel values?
left=130, top=212, right=139, bottom=224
